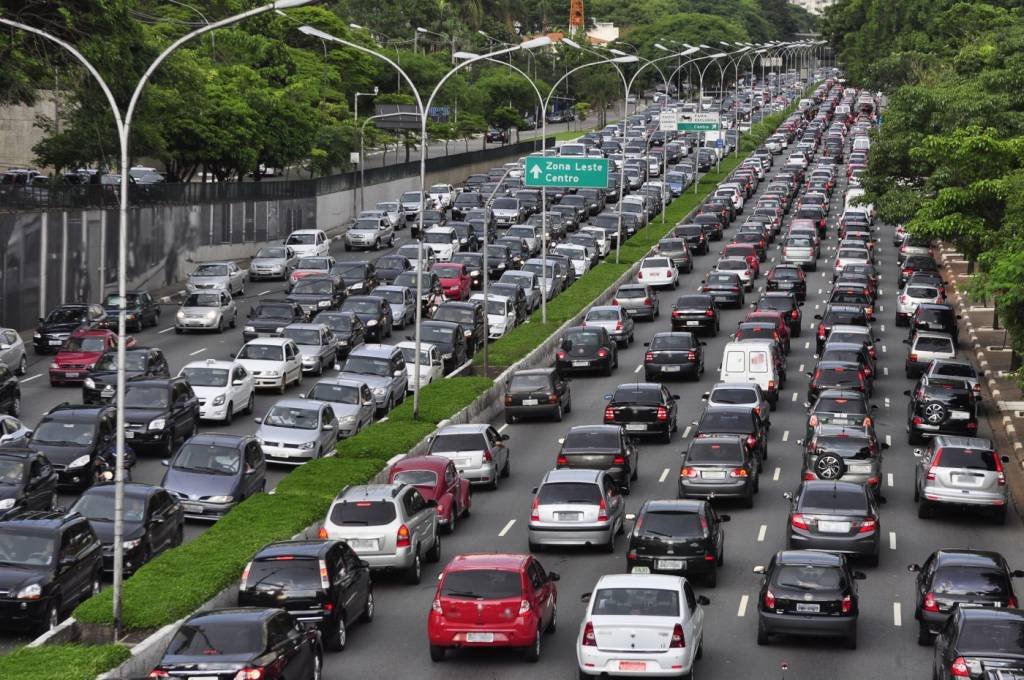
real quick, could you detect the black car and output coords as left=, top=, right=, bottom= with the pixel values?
left=671, top=224, right=709, bottom=255
left=0, top=446, right=58, bottom=517
left=911, top=303, right=961, bottom=344
left=765, top=264, right=807, bottom=301
left=755, top=292, right=802, bottom=335
left=374, top=255, right=413, bottom=285
left=754, top=550, right=864, bottom=649
left=99, top=290, right=160, bottom=332
left=821, top=340, right=876, bottom=383
left=495, top=236, right=529, bottom=268
left=32, top=303, right=106, bottom=354
left=807, top=360, right=867, bottom=403
left=316, top=311, right=366, bottom=360
left=900, top=254, right=940, bottom=288
left=626, top=499, right=729, bottom=586
left=693, top=404, right=768, bottom=464
left=804, top=389, right=874, bottom=440
left=244, top=300, right=306, bottom=342
left=910, top=549, right=1024, bottom=645
left=122, top=377, right=201, bottom=455
left=694, top=213, right=725, bottom=241
left=814, top=304, right=869, bottom=354
left=679, top=434, right=760, bottom=507
left=555, top=326, right=618, bottom=376
left=70, top=482, right=184, bottom=574
left=450, top=252, right=487, bottom=289
left=602, top=383, right=678, bottom=444
left=82, top=347, right=170, bottom=404
left=701, top=272, right=745, bottom=308
left=784, top=480, right=881, bottom=565
left=287, top=275, right=347, bottom=318
left=643, top=332, right=705, bottom=381
left=670, top=294, right=719, bottom=336
left=0, top=511, right=102, bottom=633
left=656, top=238, right=694, bottom=273
left=905, top=376, right=979, bottom=443
left=28, top=403, right=117, bottom=489
left=556, top=424, right=637, bottom=492
left=451, top=191, right=483, bottom=220
left=932, top=607, right=1024, bottom=680
left=152, top=608, right=323, bottom=678
left=484, top=244, right=515, bottom=274
left=332, top=261, right=379, bottom=295
left=504, top=368, right=571, bottom=424
left=0, top=362, right=20, bottom=417
left=240, top=539, right=373, bottom=651
left=416, top=320, right=468, bottom=374
left=340, top=296, right=393, bottom=341
left=433, top=301, right=485, bottom=356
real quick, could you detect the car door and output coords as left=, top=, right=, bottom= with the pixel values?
left=406, top=489, right=434, bottom=551
left=527, top=559, right=554, bottom=629
left=682, top=580, right=703, bottom=657
left=284, top=342, right=300, bottom=382
left=486, top=426, right=508, bottom=473
left=602, top=476, right=624, bottom=527
left=149, top=490, right=178, bottom=553
left=358, top=385, right=375, bottom=429
left=266, top=613, right=307, bottom=679
left=222, top=292, right=237, bottom=321
left=390, top=352, right=407, bottom=396
left=56, top=525, right=89, bottom=602
left=340, top=543, right=372, bottom=623
left=24, top=457, right=52, bottom=510
left=243, top=441, right=265, bottom=498
left=320, top=405, right=338, bottom=451
left=316, top=231, right=328, bottom=256
left=231, top=365, right=252, bottom=413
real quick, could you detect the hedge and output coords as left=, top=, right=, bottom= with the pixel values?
left=0, top=644, right=130, bottom=680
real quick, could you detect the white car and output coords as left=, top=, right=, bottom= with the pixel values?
left=833, top=247, right=872, bottom=280
left=0, top=415, right=31, bottom=445
left=396, top=243, right=436, bottom=271
left=422, top=227, right=458, bottom=262
left=580, top=227, right=612, bottom=257
left=284, top=229, right=330, bottom=258
left=715, top=257, right=755, bottom=291
left=896, top=284, right=943, bottom=326
left=577, top=573, right=707, bottom=679
left=178, top=359, right=255, bottom=423
left=470, top=293, right=516, bottom=339
left=234, top=337, right=303, bottom=393
left=374, top=201, right=403, bottom=228
left=636, top=256, right=678, bottom=289
left=554, top=244, right=591, bottom=277
left=428, top=183, right=456, bottom=210
left=396, top=341, right=444, bottom=392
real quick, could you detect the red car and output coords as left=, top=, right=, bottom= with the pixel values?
left=49, top=328, right=133, bottom=385
left=428, top=553, right=558, bottom=663
left=432, top=262, right=472, bottom=301
left=720, top=243, right=759, bottom=276
left=288, top=256, right=334, bottom=289
left=388, top=455, right=472, bottom=534
left=744, top=310, right=792, bottom=354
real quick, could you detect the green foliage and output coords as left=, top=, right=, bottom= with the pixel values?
left=0, top=644, right=131, bottom=680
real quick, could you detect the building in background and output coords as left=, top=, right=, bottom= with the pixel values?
left=586, top=21, right=618, bottom=45
left=789, top=0, right=834, bottom=14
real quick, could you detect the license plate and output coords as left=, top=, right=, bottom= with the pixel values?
left=572, top=360, right=590, bottom=367
left=849, top=465, right=872, bottom=474
left=182, top=503, right=203, bottom=514
left=557, top=512, right=582, bottom=521
left=657, top=559, right=684, bottom=570
left=619, top=662, right=647, bottom=672
left=64, top=372, right=80, bottom=378
left=625, top=423, right=646, bottom=431
left=818, top=521, right=850, bottom=534
left=101, top=387, right=115, bottom=397
left=124, top=431, right=135, bottom=439
left=190, top=676, right=217, bottom=680
left=662, top=365, right=681, bottom=372
left=630, top=566, right=651, bottom=574
left=796, top=603, right=820, bottom=613
left=48, top=339, right=63, bottom=345
left=949, top=410, right=969, bottom=420
left=778, top=282, right=793, bottom=289
left=466, top=632, right=494, bottom=643
left=686, top=320, right=700, bottom=326
left=702, top=470, right=726, bottom=479
left=832, top=415, right=848, bottom=422
left=522, top=399, right=539, bottom=406
left=349, top=539, right=380, bottom=551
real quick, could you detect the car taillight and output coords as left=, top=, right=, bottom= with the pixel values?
left=637, top=271, right=643, bottom=279
left=548, top=393, right=559, bottom=404
left=516, top=599, right=532, bottom=615
left=669, top=623, right=685, bottom=648
left=1010, top=596, right=1019, bottom=608
left=240, top=561, right=252, bottom=590
left=858, top=518, right=877, bottom=534
left=319, top=559, right=330, bottom=589
left=841, top=595, right=853, bottom=614
left=615, top=321, right=623, bottom=330
left=397, top=524, right=411, bottom=548
left=666, top=270, right=673, bottom=277
left=705, top=309, right=715, bottom=317
left=950, top=657, right=970, bottom=678
left=817, top=324, right=826, bottom=339
left=803, top=470, right=815, bottom=481
left=746, top=435, right=758, bottom=449
left=791, top=309, right=799, bottom=319
left=681, top=467, right=697, bottom=478
left=791, top=513, right=809, bottom=530
left=582, top=621, right=597, bottom=646
left=672, top=310, right=683, bottom=318
left=645, top=352, right=654, bottom=362
left=504, top=395, right=512, bottom=406
left=657, top=407, right=668, bottom=421
left=148, top=672, right=170, bottom=679
left=556, top=350, right=567, bottom=360
left=764, top=589, right=776, bottom=609
left=643, top=298, right=653, bottom=306
left=611, top=298, right=619, bottom=305
left=923, top=592, right=939, bottom=612
left=995, top=452, right=1006, bottom=485
left=557, top=455, right=568, bottom=466
left=605, top=406, right=616, bottom=421
left=483, top=450, right=494, bottom=463
left=530, top=497, right=540, bottom=521
left=730, top=468, right=749, bottom=478
left=687, top=351, right=696, bottom=361
left=598, top=497, right=609, bottom=522
left=432, top=598, right=444, bottom=614
left=902, top=267, right=913, bottom=276
left=234, top=670, right=265, bottom=680
left=597, top=348, right=608, bottom=358
left=317, top=526, right=328, bottom=540
left=909, top=353, right=918, bottom=362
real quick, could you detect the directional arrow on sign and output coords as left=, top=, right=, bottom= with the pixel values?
left=530, top=165, right=542, bottom=179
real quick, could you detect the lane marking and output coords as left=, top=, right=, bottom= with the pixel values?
left=158, top=327, right=175, bottom=334
left=883, top=366, right=889, bottom=376
left=379, top=416, right=389, bottom=423
left=893, top=602, right=902, bottom=627
left=634, top=364, right=643, bottom=374
left=798, top=364, right=804, bottom=373
left=682, top=426, right=691, bottom=438
left=189, top=348, right=206, bottom=356
left=757, top=524, right=767, bottom=542
left=804, top=341, right=810, bottom=350
left=737, top=594, right=749, bottom=617
left=817, top=288, right=822, bottom=295
left=889, top=531, right=897, bottom=551
left=880, top=324, right=886, bottom=332
left=782, top=430, right=790, bottom=442
left=21, top=373, right=42, bottom=383
left=498, top=519, right=516, bottom=537
left=881, top=344, right=887, bottom=353
left=878, top=304, right=884, bottom=312
left=773, top=467, right=781, bottom=481
left=791, top=391, right=798, bottom=402
left=887, top=472, right=894, bottom=488
left=884, top=397, right=890, bottom=407
left=886, top=434, right=892, bottom=447
left=498, top=423, right=509, bottom=433
left=258, top=290, right=271, bottom=296
left=659, top=468, right=670, bottom=483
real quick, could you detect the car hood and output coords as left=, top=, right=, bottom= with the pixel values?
left=337, top=371, right=390, bottom=389
left=249, top=318, right=290, bottom=329
left=0, top=565, right=50, bottom=592
left=237, top=359, right=285, bottom=372
left=294, top=344, right=326, bottom=357
left=26, top=441, right=91, bottom=466
left=89, top=520, right=144, bottom=546
left=124, top=406, right=170, bottom=425
left=188, top=275, right=228, bottom=284
left=54, top=351, right=103, bottom=366
left=250, top=257, right=286, bottom=267
left=162, top=468, right=238, bottom=497
left=38, top=321, right=82, bottom=335
left=257, top=424, right=318, bottom=444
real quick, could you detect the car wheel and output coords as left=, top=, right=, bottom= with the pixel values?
left=523, top=627, right=542, bottom=662
left=41, top=602, right=60, bottom=634
left=360, top=588, right=375, bottom=623
left=174, top=525, right=184, bottom=546
left=427, top=535, right=441, bottom=563
left=917, top=622, right=932, bottom=646
left=992, top=508, right=1007, bottom=525
left=223, top=402, right=233, bottom=425
left=505, top=413, right=517, bottom=425
left=865, top=552, right=879, bottom=568
left=405, top=552, right=422, bottom=584
left=705, top=567, right=717, bottom=588
left=553, top=403, right=563, bottom=422
left=245, top=392, right=255, bottom=414
left=846, top=629, right=857, bottom=650
left=16, top=355, right=26, bottom=376
left=326, top=615, right=347, bottom=652
left=917, top=500, right=933, bottom=519
left=9, top=395, right=20, bottom=418
left=501, top=455, right=511, bottom=478
left=445, top=506, right=457, bottom=534
left=279, top=378, right=287, bottom=395
left=756, top=620, right=770, bottom=646
left=429, top=644, right=446, bottom=662
left=229, top=312, right=237, bottom=329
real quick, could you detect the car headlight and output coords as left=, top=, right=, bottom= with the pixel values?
left=206, top=495, right=234, bottom=504
left=275, top=327, right=285, bottom=334
left=301, top=441, right=316, bottom=450
left=212, top=394, right=226, bottom=406
left=176, top=310, right=185, bottom=319
left=205, top=311, right=217, bottom=320
left=84, top=378, right=96, bottom=390
left=123, top=538, right=142, bottom=551
left=470, top=270, right=480, bottom=276
left=33, top=333, right=41, bottom=339
left=264, top=370, right=280, bottom=377
left=50, top=362, right=59, bottom=370
left=148, top=419, right=166, bottom=431
left=16, top=583, right=41, bottom=600
left=442, top=352, right=453, bottom=360
left=366, top=319, right=378, bottom=326
left=372, top=387, right=387, bottom=397
left=318, top=300, right=331, bottom=307
left=338, top=415, right=357, bottom=425
left=0, top=498, right=15, bottom=510
left=68, top=454, right=92, bottom=469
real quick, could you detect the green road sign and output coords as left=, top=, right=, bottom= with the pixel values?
left=678, top=121, right=719, bottom=132
left=524, top=156, right=609, bottom=188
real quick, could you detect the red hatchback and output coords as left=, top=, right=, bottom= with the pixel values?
left=432, top=262, right=472, bottom=301
left=744, top=310, right=792, bottom=354
left=50, top=328, right=132, bottom=385
left=720, top=243, right=759, bottom=276
left=428, top=553, right=558, bottom=663
left=388, top=455, right=472, bottom=534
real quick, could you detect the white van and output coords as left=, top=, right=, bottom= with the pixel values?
left=719, top=340, right=780, bottom=407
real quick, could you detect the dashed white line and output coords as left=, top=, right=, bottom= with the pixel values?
left=659, top=468, right=670, bottom=483
left=893, top=602, right=902, bottom=627
left=21, top=373, right=42, bottom=383
left=886, top=434, right=892, bottom=447
left=498, top=423, right=509, bottom=433
left=782, top=430, right=790, bottom=442
left=682, top=426, right=691, bottom=438
left=791, top=391, right=798, bottom=402
left=817, top=288, right=822, bottom=295
left=158, top=327, right=175, bottom=334
left=634, top=364, right=643, bottom=374
left=773, top=467, right=781, bottom=481
left=258, top=290, right=271, bottom=296
left=880, top=324, right=886, bottom=332
left=804, top=341, right=810, bottom=349
left=879, top=288, right=884, bottom=295
left=883, top=366, right=889, bottom=376
left=881, top=344, right=887, bottom=353
left=887, top=472, right=894, bottom=488
left=884, top=397, right=890, bottom=407
left=878, top=304, right=884, bottom=312
left=189, top=348, right=206, bottom=356
left=737, top=594, right=749, bottom=617
left=498, top=519, right=516, bottom=537
left=889, top=531, right=897, bottom=551
left=757, top=525, right=767, bottom=542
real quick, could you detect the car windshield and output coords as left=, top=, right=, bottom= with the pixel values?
left=292, top=279, right=332, bottom=295
left=707, top=274, right=737, bottom=285
left=710, top=388, right=756, bottom=404
left=399, top=346, right=432, bottom=364
left=956, top=619, right=1024, bottom=654
left=507, top=228, right=533, bottom=239
left=310, top=383, right=362, bottom=405
left=773, top=564, right=843, bottom=591
left=255, top=304, right=295, bottom=320
left=424, top=232, right=453, bottom=244
left=33, top=420, right=96, bottom=446
left=838, top=249, right=868, bottom=259
left=124, top=386, right=169, bottom=409
left=442, top=570, right=522, bottom=599
left=166, top=619, right=263, bottom=656
left=643, top=258, right=670, bottom=269
left=353, top=219, right=381, bottom=230
left=933, top=363, right=976, bottom=378
left=94, top=352, right=147, bottom=372
left=932, top=567, right=1009, bottom=596
left=237, top=345, right=285, bottom=361
left=283, top=329, right=322, bottom=346
left=401, top=192, right=421, bottom=203
left=421, top=326, right=455, bottom=343
left=829, top=331, right=868, bottom=345
left=718, top=260, right=747, bottom=271
left=564, top=330, right=602, bottom=348
left=193, top=264, right=228, bottom=277
left=173, top=443, right=241, bottom=475
left=435, top=308, right=475, bottom=324
left=246, top=558, right=321, bottom=592
left=286, top=233, right=316, bottom=245
left=374, top=289, right=406, bottom=304
left=477, top=299, right=506, bottom=315
left=688, top=440, right=744, bottom=463
left=319, top=315, right=353, bottom=332
left=815, top=397, right=866, bottom=415
left=183, top=293, right=222, bottom=308
left=45, top=308, right=87, bottom=324
left=377, top=257, right=406, bottom=269
left=797, top=487, right=869, bottom=513
left=0, top=532, right=55, bottom=567
left=593, top=588, right=679, bottom=617
left=103, top=294, right=141, bottom=307
left=180, top=367, right=229, bottom=387
left=563, top=429, right=619, bottom=450
left=330, top=500, right=396, bottom=526
left=342, top=300, right=381, bottom=315
left=342, top=355, right=391, bottom=377
left=63, top=337, right=105, bottom=352
left=263, top=405, right=319, bottom=430
left=392, top=470, right=437, bottom=487
left=758, top=298, right=791, bottom=312
left=825, top=310, right=864, bottom=325
left=832, top=291, right=870, bottom=304
left=334, top=264, right=368, bottom=279
left=72, top=492, right=146, bottom=523
left=433, top=265, right=462, bottom=278
left=430, top=433, right=484, bottom=452
left=659, top=239, right=686, bottom=250
left=493, top=198, right=517, bottom=210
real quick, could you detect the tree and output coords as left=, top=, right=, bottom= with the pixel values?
left=488, top=105, right=523, bottom=143
left=456, top=114, right=486, bottom=152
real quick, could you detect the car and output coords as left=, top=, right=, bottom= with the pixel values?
left=282, top=323, right=337, bottom=376
left=603, top=382, right=679, bottom=443
left=285, top=228, right=330, bottom=257
left=337, top=344, right=408, bottom=415
left=151, top=608, right=323, bottom=678
left=905, top=330, right=958, bottom=379
left=814, top=304, right=869, bottom=354
left=174, top=290, right=238, bottom=333
left=556, top=424, right=638, bottom=493
left=529, top=467, right=626, bottom=552
left=754, top=550, right=864, bottom=649
left=821, top=339, right=876, bottom=382
left=370, top=285, right=416, bottom=329
left=670, top=294, right=719, bottom=336
left=433, top=301, right=486, bottom=356
left=395, top=270, right=444, bottom=314
left=716, top=257, right=756, bottom=292
left=909, top=549, right=1024, bottom=645
left=428, top=423, right=510, bottom=489
left=185, top=260, right=245, bottom=296
left=254, top=398, right=338, bottom=466
left=161, top=433, right=265, bottom=520
left=32, top=304, right=107, bottom=354
left=471, top=293, right=516, bottom=339
left=744, top=310, right=792, bottom=354
left=305, top=378, right=375, bottom=438
left=679, top=434, right=760, bottom=507
left=49, top=328, right=128, bottom=386
left=178, top=359, right=255, bottom=424
left=637, top=256, right=679, bottom=289
left=700, top=272, right=745, bottom=308
left=387, top=456, right=471, bottom=533
left=642, top=332, right=705, bottom=382
left=317, top=310, right=366, bottom=359
left=924, top=359, right=985, bottom=402
left=239, top=539, right=373, bottom=652
left=0, top=328, right=27, bottom=376
left=755, top=292, right=802, bottom=335
left=400, top=190, right=428, bottom=223
left=0, top=510, right=102, bottom=633
left=249, top=244, right=298, bottom=280
left=577, top=573, right=708, bottom=678
left=0, top=361, right=19, bottom=418
left=906, top=374, right=980, bottom=444
left=428, top=553, right=558, bottom=663
left=286, top=275, right=347, bottom=318
left=931, top=606, right=1024, bottom=679
left=0, top=415, right=32, bottom=445
left=396, top=341, right=444, bottom=392
left=720, top=243, right=760, bottom=275
left=583, top=306, right=634, bottom=348
left=320, top=482, right=441, bottom=584
left=82, top=347, right=170, bottom=404
left=0, top=446, right=58, bottom=517
left=71, top=482, right=183, bottom=574
left=243, top=299, right=306, bottom=342
left=626, top=499, right=729, bottom=586
left=345, top=215, right=395, bottom=251
left=374, top=254, right=413, bottom=285
left=672, top=224, right=709, bottom=255
left=499, top=270, right=543, bottom=313
left=428, top=183, right=456, bottom=210
left=807, top=360, right=868, bottom=403
left=504, top=368, right=571, bottom=424
left=27, top=403, right=117, bottom=489
left=555, top=326, right=618, bottom=376
left=702, top=382, right=771, bottom=432
left=784, top=480, right=881, bottom=565
left=121, top=376, right=200, bottom=455
left=799, top=423, right=886, bottom=493
left=804, top=388, right=873, bottom=438
left=333, top=260, right=380, bottom=296
left=766, top=264, right=808, bottom=300
left=613, top=284, right=659, bottom=321
left=423, top=227, right=460, bottom=262
left=98, top=290, right=160, bottom=332
left=914, top=435, right=1008, bottom=523
left=417, top=320, right=469, bottom=373
left=288, top=256, right=337, bottom=291
left=234, top=337, right=304, bottom=393
left=555, top=244, right=593, bottom=278
left=900, top=254, right=940, bottom=288
left=910, top=303, right=961, bottom=343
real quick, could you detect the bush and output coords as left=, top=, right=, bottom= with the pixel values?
left=0, top=645, right=131, bottom=680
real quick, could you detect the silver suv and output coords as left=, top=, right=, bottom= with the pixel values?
left=914, top=435, right=1010, bottom=524
left=337, top=344, right=408, bottom=416
left=345, top=216, right=395, bottom=251
left=527, top=468, right=626, bottom=552
left=427, top=424, right=510, bottom=489
left=321, top=483, right=441, bottom=584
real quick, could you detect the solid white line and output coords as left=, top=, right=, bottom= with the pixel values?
left=189, top=348, right=206, bottom=356
left=773, top=467, right=781, bottom=481
left=782, top=430, right=790, bottom=442
left=498, top=423, right=509, bottom=433
left=791, top=391, right=798, bottom=402
left=258, top=290, right=271, bottom=296
left=737, top=594, right=749, bottom=617
left=682, top=426, right=691, bottom=438
left=498, top=519, right=516, bottom=537
left=889, top=531, right=897, bottom=551
left=158, top=327, right=175, bottom=334
left=757, top=525, right=767, bottom=542
left=21, top=373, right=42, bottom=383
left=893, top=602, right=902, bottom=627
left=887, top=472, right=894, bottom=488
left=634, top=364, right=643, bottom=374
left=659, top=468, right=670, bottom=483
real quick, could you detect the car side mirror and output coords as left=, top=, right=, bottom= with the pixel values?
left=1002, top=455, right=1011, bottom=463
left=752, top=565, right=766, bottom=575
left=160, top=459, right=170, bottom=467
left=813, top=314, right=822, bottom=320
left=557, top=438, right=565, bottom=445
left=548, top=571, right=560, bottom=582
left=902, top=339, right=911, bottom=345
left=701, top=392, right=709, bottom=400
left=903, top=390, right=912, bottom=396
left=783, top=491, right=793, bottom=501
left=881, top=442, right=890, bottom=450
left=853, top=571, right=867, bottom=580
left=1012, top=570, right=1024, bottom=578
left=907, top=564, right=921, bottom=573
left=671, top=394, right=680, bottom=400
left=580, top=593, right=592, bottom=603
left=697, top=595, right=710, bottom=606
left=425, top=499, right=438, bottom=507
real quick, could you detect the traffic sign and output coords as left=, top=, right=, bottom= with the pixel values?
left=678, top=112, right=720, bottom=132
left=715, top=139, right=725, bottom=149
left=524, top=156, right=609, bottom=188
left=659, top=110, right=679, bottom=132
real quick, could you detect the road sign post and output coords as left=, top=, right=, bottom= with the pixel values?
left=523, top=156, right=609, bottom=189
left=678, top=112, right=721, bottom=132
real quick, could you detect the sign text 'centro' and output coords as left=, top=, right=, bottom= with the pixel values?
left=524, top=157, right=610, bottom=188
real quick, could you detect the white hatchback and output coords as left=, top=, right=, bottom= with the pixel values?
left=284, top=229, right=329, bottom=258
left=178, top=359, right=255, bottom=424
left=637, top=257, right=678, bottom=289
left=234, top=337, right=304, bottom=392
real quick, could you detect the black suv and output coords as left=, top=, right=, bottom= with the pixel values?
left=99, top=290, right=160, bottom=332
left=433, top=301, right=486, bottom=356
left=0, top=445, right=59, bottom=517
left=504, top=368, right=571, bottom=423
left=417, top=320, right=468, bottom=373
left=239, top=540, right=374, bottom=651
left=244, top=300, right=306, bottom=342
left=626, top=499, right=729, bottom=587
left=27, top=403, right=117, bottom=489
left=122, top=377, right=200, bottom=455
left=32, top=304, right=106, bottom=354
left=0, top=362, right=20, bottom=417
left=905, top=376, right=979, bottom=444
left=315, top=311, right=366, bottom=360
left=287, top=275, right=347, bottom=319
left=0, top=511, right=102, bottom=633
left=82, top=347, right=170, bottom=404
left=910, top=303, right=960, bottom=345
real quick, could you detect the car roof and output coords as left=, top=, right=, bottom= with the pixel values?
left=595, top=573, right=682, bottom=590
left=932, top=549, right=1004, bottom=569
left=391, top=455, right=451, bottom=473
left=284, top=323, right=328, bottom=332
left=0, top=510, right=82, bottom=534
left=244, top=337, right=291, bottom=347
left=348, top=344, right=398, bottom=358
left=44, top=403, right=112, bottom=421
left=445, top=553, right=530, bottom=571
left=543, top=468, right=602, bottom=484
left=270, top=398, right=325, bottom=410
left=81, top=482, right=159, bottom=499
left=182, top=433, right=247, bottom=447
left=187, top=607, right=279, bottom=624
left=643, top=499, right=706, bottom=513
left=338, top=484, right=404, bottom=501
left=932, top=435, right=993, bottom=449
left=254, top=540, right=333, bottom=560
left=913, top=330, right=954, bottom=340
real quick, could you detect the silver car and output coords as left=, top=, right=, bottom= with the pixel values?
left=249, top=245, right=298, bottom=281
left=612, top=284, right=658, bottom=320
left=895, top=284, right=942, bottom=326
left=702, top=382, right=771, bottom=430
left=186, top=261, right=246, bottom=295
left=282, top=323, right=337, bottom=375
left=345, top=216, right=395, bottom=251
left=305, top=378, right=376, bottom=438
left=254, top=398, right=339, bottom=465
left=0, top=328, right=27, bottom=376
left=905, top=331, right=957, bottom=378
left=374, top=201, right=403, bottom=228
left=427, top=423, right=510, bottom=489
left=584, top=305, right=635, bottom=347
left=781, top=235, right=817, bottom=271
left=914, top=435, right=1009, bottom=523
left=832, top=247, right=871, bottom=280
left=369, top=286, right=415, bottom=329
left=0, top=415, right=31, bottom=445
left=527, top=468, right=626, bottom=552
left=174, top=291, right=238, bottom=333
left=337, top=344, right=408, bottom=415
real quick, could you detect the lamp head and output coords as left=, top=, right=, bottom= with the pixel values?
left=521, top=36, right=553, bottom=50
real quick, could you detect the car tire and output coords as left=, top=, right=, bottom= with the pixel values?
left=223, top=402, right=233, bottom=425
left=917, top=622, right=932, bottom=646
left=445, top=506, right=457, bottom=534
left=244, top=392, right=255, bottom=415
left=523, top=627, right=542, bottom=662
left=17, top=355, right=27, bottom=376
left=846, top=629, right=857, bottom=650
left=359, top=588, right=375, bottom=623
left=501, top=455, right=511, bottom=478
left=429, top=644, right=446, bottom=662
left=174, top=327, right=183, bottom=334
left=505, top=413, right=517, bottom=425
left=427, top=535, right=441, bottom=563
left=865, top=552, right=879, bottom=568
left=742, top=488, right=754, bottom=509
left=705, top=567, right=717, bottom=588
left=9, top=395, right=20, bottom=418
left=325, top=616, right=347, bottom=652
left=405, top=552, right=422, bottom=585
left=553, top=403, right=563, bottom=422
left=917, top=500, right=933, bottom=519
left=41, top=602, right=60, bottom=634
left=908, top=428, right=923, bottom=445
left=992, top=508, right=1007, bottom=525
left=756, top=620, right=770, bottom=646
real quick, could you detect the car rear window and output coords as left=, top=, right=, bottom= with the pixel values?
left=442, top=569, right=522, bottom=599
left=797, top=487, right=869, bottom=513
left=650, top=334, right=694, bottom=350
left=247, top=557, right=321, bottom=591
left=593, top=588, right=679, bottom=617
left=710, top=387, right=757, bottom=405
left=915, top=337, right=954, bottom=353
left=430, top=433, right=486, bottom=452
left=167, top=619, right=264, bottom=656
left=509, top=374, right=551, bottom=392
left=537, top=482, right=602, bottom=505
left=936, top=447, right=998, bottom=471
left=699, top=410, right=753, bottom=433
left=612, top=386, right=663, bottom=404
left=771, top=268, right=800, bottom=280
left=675, top=295, right=710, bottom=308
left=933, top=363, right=976, bottom=378
left=687, top=440, right=744, bottom=463
left=907, top=287, right=937, bottom=299
left=616, top=287, right=648, bottom=299
left=566, top=330, right=603, bottom=346
left=956, top=619, right=1024, bottom=654
left=773, top=564, right=842, bottom=591
left=331, top=500, right=397, bottom=526
left=563, top=429, right=620, bottom=450
left=636, top=510, right=703, bottom=538
left=932, top=566, right=1009, bottom=596
left=816, top=396, right=866, bottom=414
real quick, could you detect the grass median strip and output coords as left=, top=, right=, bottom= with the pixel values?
left=0, top=644, right=130, bottom=680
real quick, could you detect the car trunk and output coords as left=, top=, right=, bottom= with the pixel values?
left=608, top=403, right=662, bottom=425
left=769, top=585, right=844, bottom=615
left=592, top=615, right=677, bottom=652
left=632, top=515, right=708, bottom=562
left=561, top=449, right=620, bottom=471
